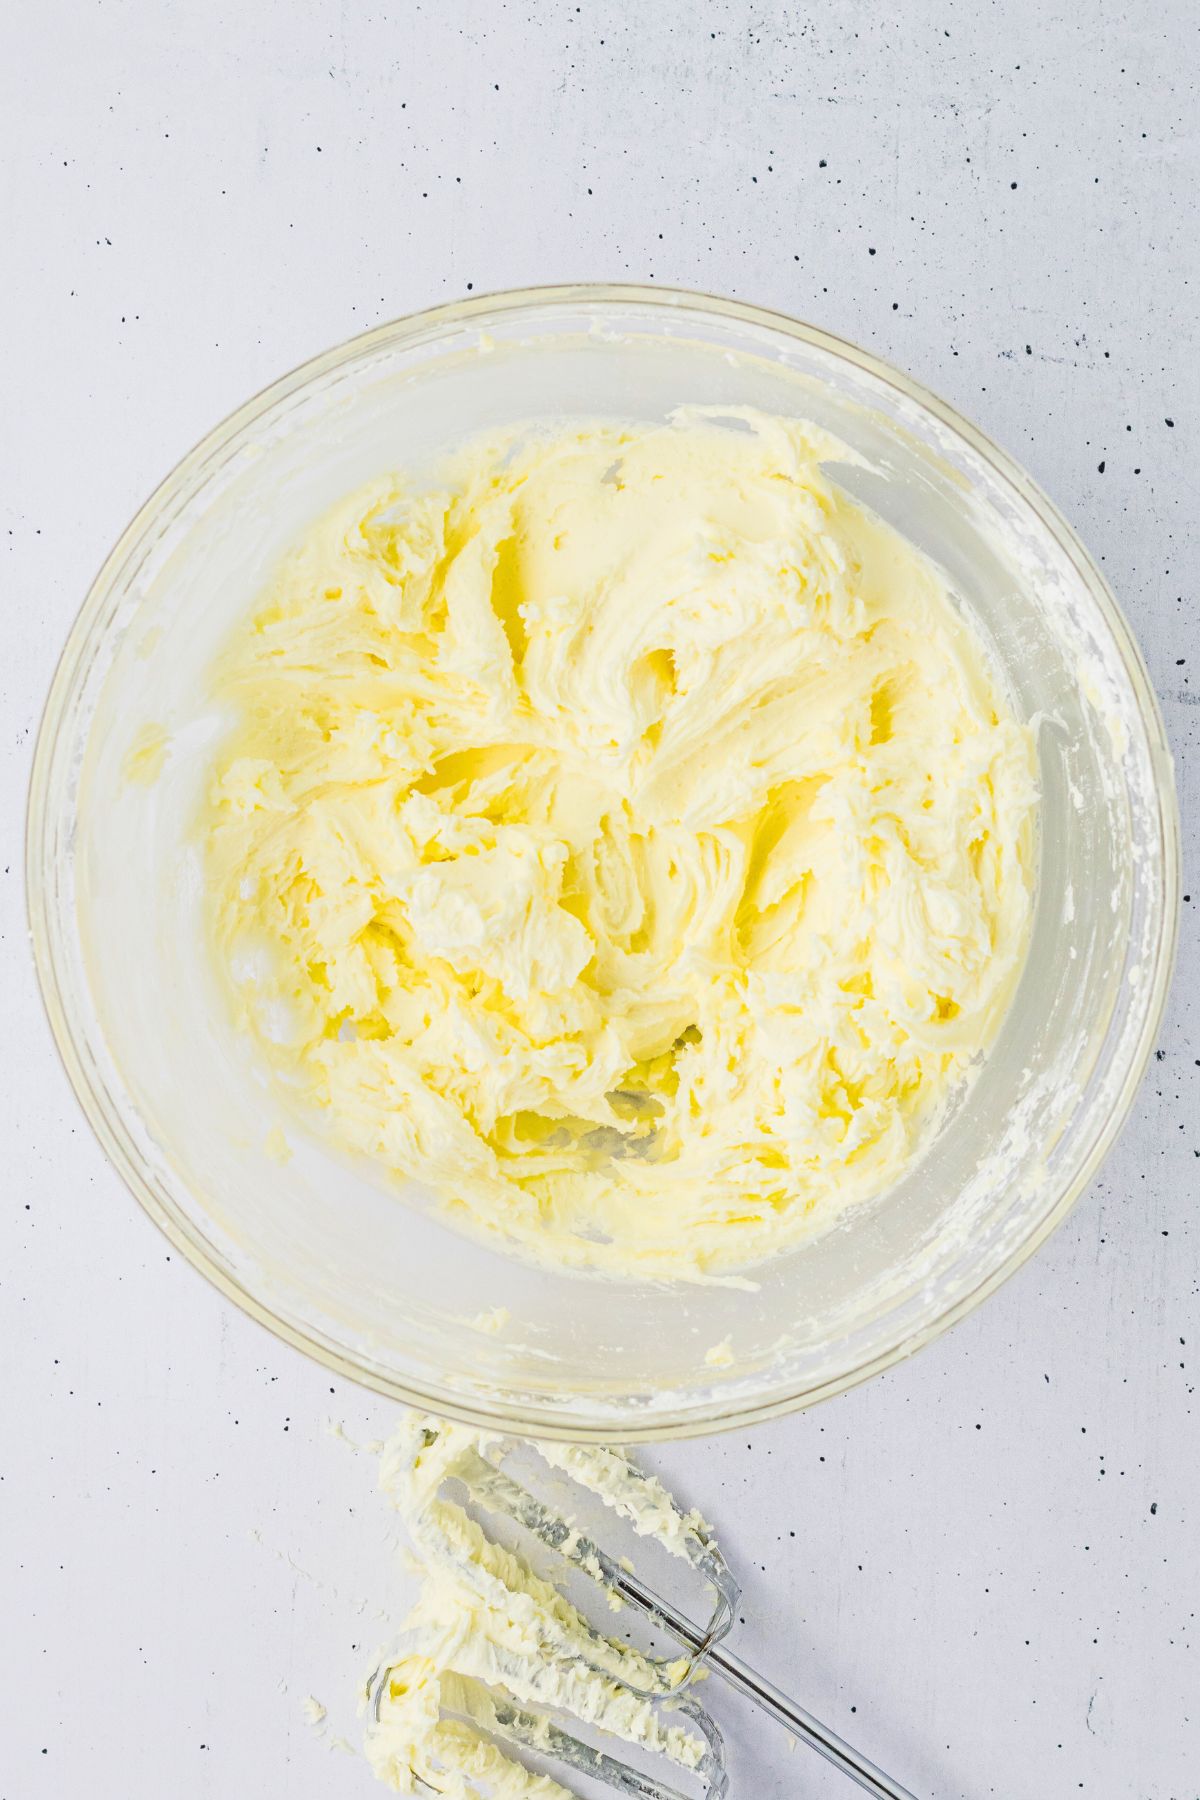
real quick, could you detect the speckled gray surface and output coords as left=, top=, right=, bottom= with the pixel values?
left=2, top=3, right=1197, bottom=1796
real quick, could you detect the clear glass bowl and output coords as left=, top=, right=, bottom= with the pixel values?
left=28, top=285, right=1179, bottom=1441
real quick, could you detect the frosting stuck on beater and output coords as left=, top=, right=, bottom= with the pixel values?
left=364, top=1417, right=709, bottom=1798
left=204, top=409, right=1036, bottom=1278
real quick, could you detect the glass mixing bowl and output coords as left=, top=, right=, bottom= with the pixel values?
left=28, top=285, right=1178, bottom=1441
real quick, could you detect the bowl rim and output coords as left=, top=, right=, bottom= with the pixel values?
left=26, top=281, right=1181, bottom=1441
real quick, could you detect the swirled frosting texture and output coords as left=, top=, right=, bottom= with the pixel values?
left=205, top=410, right=1036, bottom=1278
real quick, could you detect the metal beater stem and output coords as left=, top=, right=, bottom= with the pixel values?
left=614, top=1569, right=919, bottom=1800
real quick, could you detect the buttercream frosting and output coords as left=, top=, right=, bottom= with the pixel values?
left=204, top=409, right=1036, bottom=1278
left=364, top=1417, right=712, bottom=1797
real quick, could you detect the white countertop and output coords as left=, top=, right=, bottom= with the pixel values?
left=2, top=3, right=1197, bottom=1795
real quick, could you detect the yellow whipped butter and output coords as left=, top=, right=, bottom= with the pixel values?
left=204, top=408, right=1036, bottom=1279
left=365, top=1418, right=709, bottom=1797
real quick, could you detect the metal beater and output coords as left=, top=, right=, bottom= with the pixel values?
left=366, top=1420, right=919, bottom=1798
